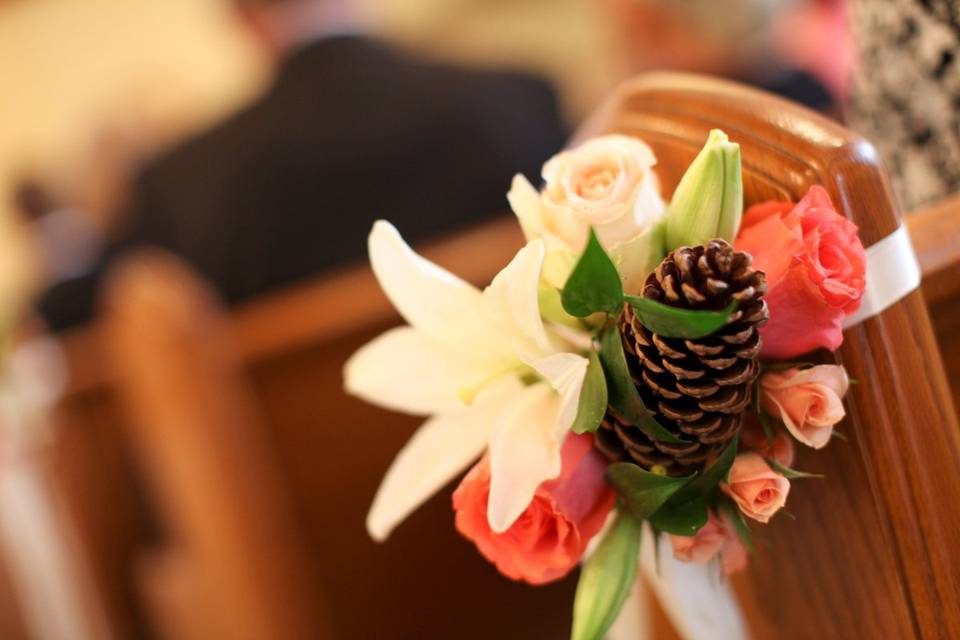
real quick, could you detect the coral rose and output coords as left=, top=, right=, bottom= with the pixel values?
left=670, top=510, right=748, bottom=575
left=735, top=186, right=865, bottom=358
left=452, top=433, right=614, bottom=585
left=508, top=134, right=665, bottom=293
left=721, top=453, right=790, bottom=523
left=761, top=365, right=849, bottom=449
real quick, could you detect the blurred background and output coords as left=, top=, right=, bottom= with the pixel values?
left=0, top=0, right=956, bottom=638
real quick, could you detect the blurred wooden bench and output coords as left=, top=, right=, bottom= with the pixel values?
left=42, top=73, right=960, bottom=639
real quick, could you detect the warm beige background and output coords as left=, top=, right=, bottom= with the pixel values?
left=0, top=0, right=615, bottom=222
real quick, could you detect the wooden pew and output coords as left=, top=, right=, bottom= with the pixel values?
left=44, top=73, right=960, bottom=639
left=906, top=195, right=960, bottom=407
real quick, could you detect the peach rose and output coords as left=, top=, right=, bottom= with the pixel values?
left=739, top=422, right=796, bottom=467
left=761, top=365, right=849, bottom=449
left=508, top=135, right=665, bottom=293
left=721, top=453, right=790, bottom=523
left=735, top=186, right=865, bottom=358
left=452, top=433, right=614, bottom=585
left=670, top=511, right=748, bottom=575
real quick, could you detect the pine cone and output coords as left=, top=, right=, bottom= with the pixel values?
left=594, top=239, right=768, bottom=476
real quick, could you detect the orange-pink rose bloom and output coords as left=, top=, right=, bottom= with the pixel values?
left=452, top=433, right=615, bottom=585
left=721, top=452, right=790, bottom=523
left=735, top=186, right=865, bottom=359
left=670, top=510, right=748, bottom=575
left=761, top=364, right=849, bottom=449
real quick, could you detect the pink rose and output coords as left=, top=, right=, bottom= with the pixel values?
left=721, top=453, right=790, bottom=523
left=670, top=511, right=748, bottom=575
left=735, top=186, right=866, bottom=358
left=452, top=433, right=614, bottom=585
left=761, top=364, right=849, bottom=449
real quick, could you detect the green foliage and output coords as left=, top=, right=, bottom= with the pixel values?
left=765, top=458, right=824, bottom=479
left=649, top=496, right=709, bottom=536
left=561, top=228, right=624, bottom=317
left=605, top=464, right=693, bottom=520
left=624, top=295, right=737, bottom=339
left=669, top=436, right=738, bottom=505
left=598, top=327, right=684, bottom=443
left=571, top=510, right=642, bottom=640
left=571, top=350, right=608, bottom=434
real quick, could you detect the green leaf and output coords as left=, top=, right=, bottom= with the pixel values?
left=598, top=327, right=685, bottom=443
left=624, top=295, right=737, bottom=339
left=606, top=463, right=693, bottom=520
left=561, top=228, right=624, bottom=317
left=752, top=382, right=776, bottom=443
left=538, top=284, right=583, bottom=329
left=764, top=458, right=824, bottom=479
left=571, top=350, right=608, bottom=434
left=669, top=435, right=738, bottom=504
left=649, top=495, right=709, bottom=536
left=571, top=510, right=642, bottom=640
left=718, top=496, right=754, bottom=552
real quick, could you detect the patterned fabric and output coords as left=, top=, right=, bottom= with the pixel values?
left=847, top=0, right=960, bottom=211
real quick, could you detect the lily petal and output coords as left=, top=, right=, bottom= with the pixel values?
left=524, top=352, right=589, bottom=440
left=369, top=221, right=490, bottom=346
left=482, top=239, right=553, bottom=361
left=507, top=174, right=546, bottom=241
left=366, top=378, right=524, bottom=542
left=344, top=327, right=498, bottom=415
left=487, top=383, right=564, bottom=532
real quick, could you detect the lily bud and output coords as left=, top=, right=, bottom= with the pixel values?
left=664, top=129, right=743, bottom=249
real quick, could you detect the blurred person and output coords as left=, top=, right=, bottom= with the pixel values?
left=847, top=0, right=960, bottom=211
left=600, top=0, right=836, bottom=113
left=38, top=0, right=566, bottom=330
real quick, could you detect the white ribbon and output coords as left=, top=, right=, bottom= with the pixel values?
left=843, top=224, right=920, bottom=328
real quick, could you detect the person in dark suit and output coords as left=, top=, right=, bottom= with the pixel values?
left=39, top=0, right=567, bottom=330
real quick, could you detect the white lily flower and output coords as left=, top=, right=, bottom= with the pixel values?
left=345, top=221, right=590, bottom=541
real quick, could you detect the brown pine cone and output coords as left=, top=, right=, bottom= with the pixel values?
left=594, top=239, right=768, bottom=476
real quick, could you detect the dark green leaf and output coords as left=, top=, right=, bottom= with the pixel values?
left=571, top=510, right=642, bottom=640
left=669, top=435, right=738, bottom=504
left=764, top=458, right=824, bottom=479
left=606, top=463, right=693, bottom=520
left=598, top=327, right=685, bottom=443
left=649, top=495, right=709, bottom=536
left=624, top=295, right=737, bottom=339
left=718, top=496, right=754, bottom=552
left=561, top=228, right=624, bottom=317
left=571, top=350, right=608, bottom=434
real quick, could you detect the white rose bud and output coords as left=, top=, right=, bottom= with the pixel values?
left=664, top=129, right=743, bottom=250
left=507, top=134, right=666, bottom=295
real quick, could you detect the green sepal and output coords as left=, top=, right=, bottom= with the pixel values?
left=561, top=228, right=624, bottom=317
left=571, top=509, right=642, bottom=640
left=598, top=327, right=685, bottom=443
left=649, top=495, right=709, bottom=536
left=605, top=463, right=693, bottom=520
left=765, top=458, right=824, bottom=479
left=624, top=295, right=737, bottom=340
left=668, top=435, right=738, bottom=505
left=571, top=350, right=608, bottom=434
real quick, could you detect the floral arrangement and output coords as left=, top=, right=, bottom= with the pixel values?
left=345, top=130, right=866, bottom=639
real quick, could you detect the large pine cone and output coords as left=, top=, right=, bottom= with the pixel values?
left=594, top=239, right=768, bottom=476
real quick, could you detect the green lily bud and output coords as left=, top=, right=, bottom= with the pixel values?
left=664, top=129, right=743, bottom=249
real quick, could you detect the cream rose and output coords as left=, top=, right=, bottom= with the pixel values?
left=508, top=135, right=666, bottom=294
left=760, top=365, right=849, bottom=449
left=721, top=453, right=790, bottom=524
